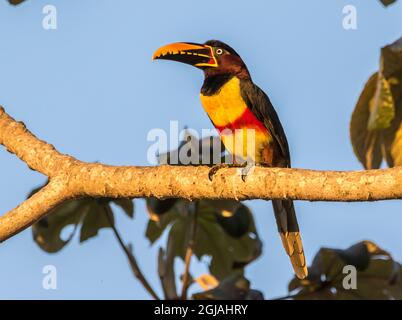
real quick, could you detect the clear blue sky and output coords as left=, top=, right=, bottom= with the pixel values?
left=0, top=0, right=401, bottom=299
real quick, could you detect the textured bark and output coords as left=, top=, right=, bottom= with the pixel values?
left=1, top=106, right=402, bottom=242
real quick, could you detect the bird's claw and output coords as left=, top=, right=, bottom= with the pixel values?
left=208, top=164, right=230, bottom=181
left=208, top=163, right=252, bottom=181
left=239, top=163, right=255, bottom=182
left=241, top=172, right=247, bottom=182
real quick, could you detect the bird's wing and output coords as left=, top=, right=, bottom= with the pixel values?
left=240, top=80, right=291, bottom=166
left=240, top=80, right=307, bottom=278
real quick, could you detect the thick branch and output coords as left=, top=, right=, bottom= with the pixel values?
left=1, top=106, right=402, bottom=242
left=0, top=178, right=70, bottom=240
left=0, top=106, right=79, bottom=177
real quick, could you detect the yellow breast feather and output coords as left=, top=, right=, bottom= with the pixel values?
left=200, top=77, right=248, bottom=127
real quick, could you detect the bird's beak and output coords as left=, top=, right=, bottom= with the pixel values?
left=152, top=42, right=218, bottom=68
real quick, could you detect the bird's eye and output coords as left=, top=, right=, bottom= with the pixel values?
left=216, top=48, right=224, bottom=55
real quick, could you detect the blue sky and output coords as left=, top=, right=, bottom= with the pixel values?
left=0, top=0, right=401, bottom=299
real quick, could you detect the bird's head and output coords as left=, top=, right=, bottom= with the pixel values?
left=152, top=40, right=250, bottom=79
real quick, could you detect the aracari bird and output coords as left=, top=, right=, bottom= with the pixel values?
left=153, top=40, right=307, bottom=279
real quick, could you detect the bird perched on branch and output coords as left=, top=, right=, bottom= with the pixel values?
left=153, top=40, right=307, bottom=279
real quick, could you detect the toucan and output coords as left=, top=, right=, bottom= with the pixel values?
left=153, top=40, right=307, bottom=279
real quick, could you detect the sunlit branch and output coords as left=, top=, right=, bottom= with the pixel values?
left=2, top=106, right=402, bottom=242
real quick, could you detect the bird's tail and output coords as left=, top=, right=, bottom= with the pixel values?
left=272, top=199, right=308, bottom=279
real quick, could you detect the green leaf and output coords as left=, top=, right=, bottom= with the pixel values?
left=350, top=37, right=402, bottom=169
left=146, top=197, right=178, bottom=221
left=146, top=199, right=262, bottom=279
left=367, top=39, right=402, bottom=130
left=112, top=198, right=134, bottom=218
left=156, top=200, right=262, bottom=280
left=350, top=73, right=384, bottom=169
left=389, top=119, right=402, bottom=165
left=379, top=0, right=397, bottom=7
left=31, top=186, right=134, bottom=252
left=382, top=39, right=402, bottom=166
left=167, top=218, right=188, bottom=260
left=198, top=201, right=262, bottom=278
left=367, top=75, right=395, bottom=131
left=288, top=241, right=402, bottom=300
left=145, top=220, right=164, bottom=245
left=32, top=199, right=90, bottom=253
left=192, top=274, right=263, bottom=300
left=381, top=94, right=402, bottom=166
left=213, top=202, right=251, bottom=238
left=80, top=201, right=114, bottom=243
left=8, top=0, right=27, bottom=5
left=381, top=37, right=402, bottom=80
left=145, top=204, right=182, bottom=244
left=203, top=199, right=241, bottom=215
left=333, top=241, right=371, bottom=270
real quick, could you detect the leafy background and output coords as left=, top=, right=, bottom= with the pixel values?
left=0, top=0, right=402, bottom=299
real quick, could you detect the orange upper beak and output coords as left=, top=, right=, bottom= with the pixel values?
left=152, top=42, right=218, bottom=68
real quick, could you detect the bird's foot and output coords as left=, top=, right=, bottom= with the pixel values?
left=240, top=162, right=272, bottom=182
left=208, top=162, right=271, bottom=182
left=239, top=163, right=254, bottom=182
left=208, top=163, right=245, bottom=181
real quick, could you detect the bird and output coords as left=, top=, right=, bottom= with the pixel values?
left=152, top=40, right=308, bottom=279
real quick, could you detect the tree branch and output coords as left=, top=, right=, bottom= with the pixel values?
left=2, top=106, right=402, bottom=242
left=0, top=178, right=71, bottom=240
